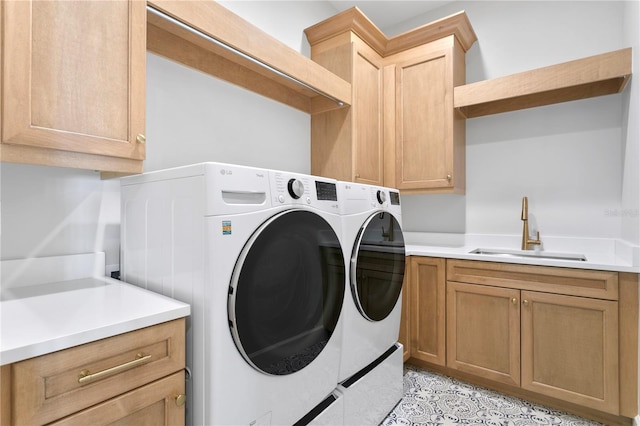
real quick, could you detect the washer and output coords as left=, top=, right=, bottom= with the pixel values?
left=120, top=162, right=346, bottom=426
left=336, top=181, right=406, bottom=424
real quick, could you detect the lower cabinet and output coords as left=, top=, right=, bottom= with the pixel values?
left=520, top=290, right=618, bottom=413
left=1, top=318, right=186, bottom=425
left=408, top=257, right=446, bottom=366
left=447, top=281, right=619, bottom=414
left=446, top=281, right=521, bottom=387
left=403, top=256, right=638, bottom=423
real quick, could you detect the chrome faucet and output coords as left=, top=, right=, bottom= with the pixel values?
left=521, top=197, right=541, bottom=250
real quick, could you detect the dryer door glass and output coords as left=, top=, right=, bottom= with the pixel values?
left=351, top=212, right=405, bottom=321
left=229, top=210, right=345, bottom=375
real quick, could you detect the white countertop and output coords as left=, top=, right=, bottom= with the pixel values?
left=404, top=233, right=640, bottom=273
left=0, top=254, right=190, bottom=366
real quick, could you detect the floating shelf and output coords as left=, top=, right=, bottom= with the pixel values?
left=146, top=0, right=351, bottom=114
left=454, top=48, right=632, bottom=118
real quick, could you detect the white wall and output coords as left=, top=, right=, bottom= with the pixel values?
left=1, top=1, right=638, bottom=267
left=145, top=52, right=311, bottom=173
left=392, top=1, right=638, bottom=244
left=621, top=0, right=640, bottom=246
left=0, top=164, right=121, bottom=269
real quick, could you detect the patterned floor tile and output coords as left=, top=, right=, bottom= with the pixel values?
left=382, top=366, right=603, bottom=426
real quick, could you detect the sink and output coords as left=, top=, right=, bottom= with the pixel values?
left=469, top=248, right=587, bottom=262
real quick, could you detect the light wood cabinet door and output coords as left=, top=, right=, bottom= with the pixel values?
left=521, top=290, right=619, bottom=414
left=447, top=281, right=521, bottom=386
left=352, top=41, right=384, bottom=185
left=1, top=0, right=145, bottom=173
left=310, top=35, right=384, bottom=185
left=409, top=257, right=446, bottom=365
left=390, top=36, right=465, bottom=194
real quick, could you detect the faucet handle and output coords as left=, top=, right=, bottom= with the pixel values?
left=529, top=231, right=542, bottom=246
left=521, top=197, right=528, bottom=221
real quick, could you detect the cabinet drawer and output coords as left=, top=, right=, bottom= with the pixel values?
left=50, top=371, right=186, bottom=426
left=447, top=260, right=618, bottom=300
left=10, top=318, right=185, bottom=425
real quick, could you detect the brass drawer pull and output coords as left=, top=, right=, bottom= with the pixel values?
left=78, top=353, right=152, bottom=385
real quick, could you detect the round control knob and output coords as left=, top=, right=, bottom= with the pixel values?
left=376, top=190, right=386, bottom=204
left=287, top=179, right=304, bottom=199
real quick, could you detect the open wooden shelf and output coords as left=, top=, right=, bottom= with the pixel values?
left=454, top=48, right=632, bottom=118
left=146, top=0, right=351, bottom=114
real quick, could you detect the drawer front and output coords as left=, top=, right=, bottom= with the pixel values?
left=11, top=318, right=185, bottom=425
left=447, top=260, right=618, bottom=300
left=50, top=371, right=186, bottom=426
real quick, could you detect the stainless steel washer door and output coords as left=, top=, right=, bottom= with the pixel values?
left=351, top=212, right=405, bottom=321
left=228, top=210, right=345, bottom=375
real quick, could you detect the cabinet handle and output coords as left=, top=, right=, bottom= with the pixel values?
left=78, top=353, right=152, bottom=385
left=175, top=394, right=187, bottom=407
left=511, top=298, right=517, bottom=305
left=136, top=134, right=146, bottom=144
left=522, top=299, right=529, bottom=306
left=446, top=174, right=452, bottom=181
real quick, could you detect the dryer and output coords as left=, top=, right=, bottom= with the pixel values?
left=337, top=181, right=406, bottom=425
left=121, top=162, right=346, bottom=425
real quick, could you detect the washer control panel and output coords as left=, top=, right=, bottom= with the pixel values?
left=269, top=171, right=339, bottom=213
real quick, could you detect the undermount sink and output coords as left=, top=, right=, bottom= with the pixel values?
left=470, top=248, right=587, bottom=262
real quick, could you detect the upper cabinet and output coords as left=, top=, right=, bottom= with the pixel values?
left=1, top=0, right=147, bottom=174
left=455, top=48, right=632, bottom=118
left=307, top=31, right=385, bottom=185
left=388, top=36, right=466, bottom=193
left=305, top=9, right=476, bottom=193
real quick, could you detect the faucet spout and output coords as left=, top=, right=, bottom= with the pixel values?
left=521, top=196, right=541, bottom=250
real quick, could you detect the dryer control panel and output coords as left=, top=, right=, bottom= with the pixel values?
left=338, top=181, right=402, bottom=217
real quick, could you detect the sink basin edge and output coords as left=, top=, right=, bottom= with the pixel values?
left=469, top=248, right=587, bottom=262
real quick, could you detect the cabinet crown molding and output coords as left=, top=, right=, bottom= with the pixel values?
left=304, top=7, right=477, bottom=56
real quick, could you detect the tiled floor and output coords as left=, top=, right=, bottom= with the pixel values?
left=382, top=365, right=603, bottom=425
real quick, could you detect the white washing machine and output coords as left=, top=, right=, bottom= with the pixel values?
left=336, top=181, right=406, bottom=425
left=120, top=162, right=347, bottom=426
